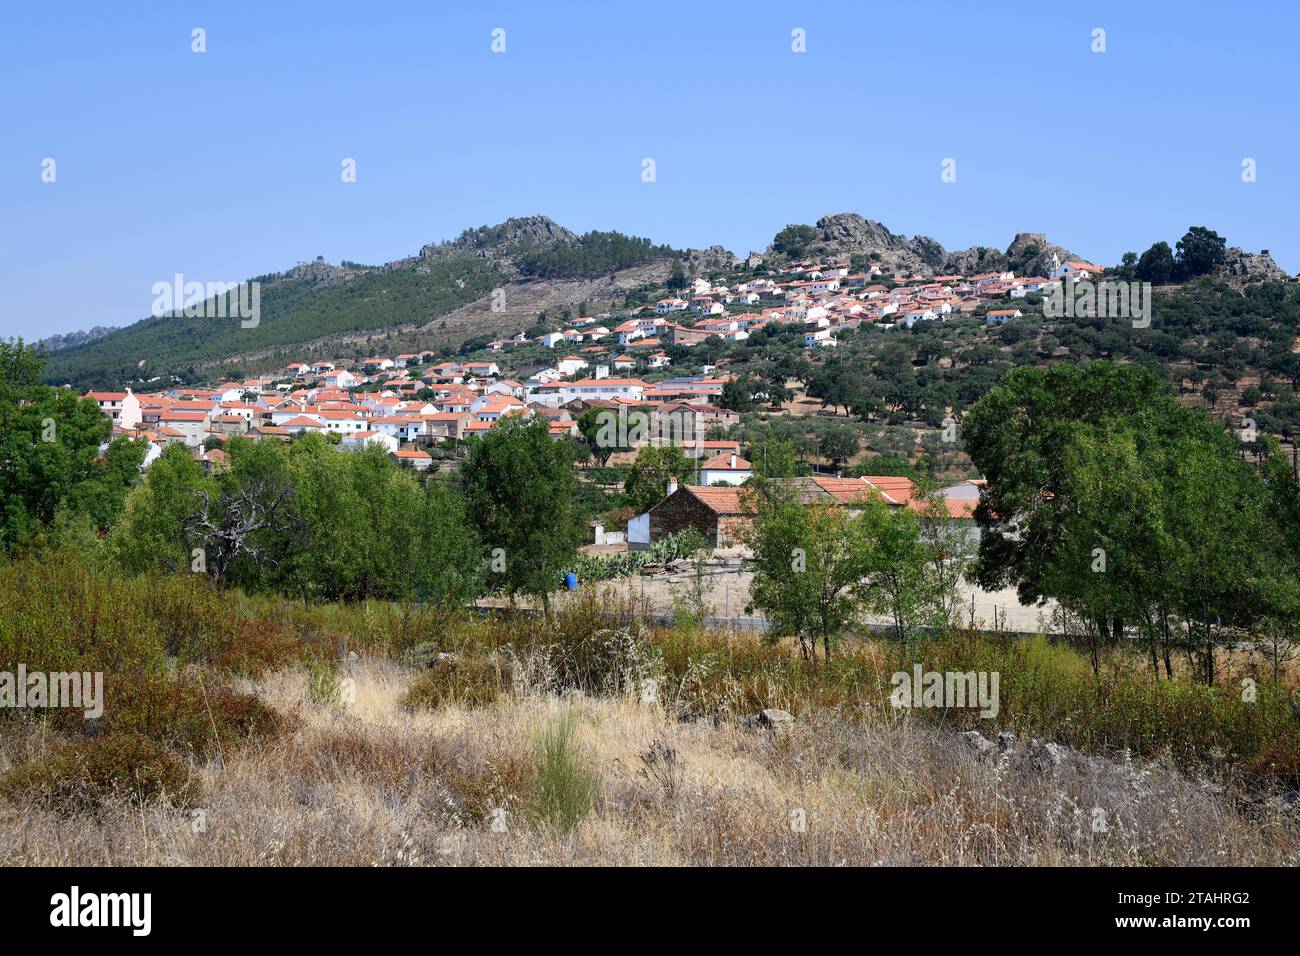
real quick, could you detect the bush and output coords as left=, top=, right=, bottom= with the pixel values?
left=191, top=618, right=304, bottom=679
left=402, top=654, right=513, bottom=711
left=526, top=711, right=598, bottom=832
left=0, top=549, right=167, bottom=676
left=490, top=589, right=663, bottom=695
left=0, top=733, right=199, bottom=813
left=91, top=673, right=287, bottom=759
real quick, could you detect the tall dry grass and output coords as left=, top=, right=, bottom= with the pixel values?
left=0, top=552, right=1297, bottom=865
left=0, top=657, right=1295, bottom=866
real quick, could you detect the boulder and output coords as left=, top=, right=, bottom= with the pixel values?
left=957, top=730, right=996, bottom=759
left=741, top=708, right=795, bottom=731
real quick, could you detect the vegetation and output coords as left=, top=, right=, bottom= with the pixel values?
left=526, top=710, right=599, bottom=833
left=41, top=257, right=505, bottom=389
left=110, top=434, right=481, bottom=605
left=748, top=485, right=956, bottom=660
left=965, top=362, right=1299, bottom=684
left=565, top=528, right=707, bottom=582
left=516, top=231, right=679, bottom=279
left=0, top=553, right=1294, bottom=865
left=0, top=341, right=145, bottom=547
left=460, top=416, right=585, bottom=607
left=622, top=445, right=695, bottom=513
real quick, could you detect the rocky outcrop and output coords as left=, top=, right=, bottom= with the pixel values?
left=1214, top=247, right=1290, bottom=283
left=284, top=260, right=353, bottom=286
left=813, top=213, right=916, bottom=255
left=420, top=215, right=579, bottom=259
left=683, top=244, right=739, bottom=274
left=942, top=246, right=1008, bottom=275
left=959, top=730, right=1144, bottom=790
left=1004, top=232, right=1083, bottom=276
left=767, top=213, right=1092, bottom=278
left=942, top=232, right=1083, bottom=277
left=35, top=325, right=117, bottom=353
left=764, top=213, right=952, bottom=275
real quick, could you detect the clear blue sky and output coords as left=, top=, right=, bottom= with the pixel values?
left=3, top=0, right=1296, bottom=341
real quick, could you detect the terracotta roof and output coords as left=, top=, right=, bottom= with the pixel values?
left=809, top=476, right=881, bottom=504
left=159, top=411, right=208, bottom=422
left=701, top=453, right=752, bottom=471
left=679, top=485, right=753, bottom=515
left=907, top=497, right=977, bottom=519
left=860, top=476, right=919, bottom=505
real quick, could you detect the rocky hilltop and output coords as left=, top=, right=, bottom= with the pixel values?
left=1215, top=247, right=1289, bottom=283
left=419, top=215, right=580, bottom=260
left=768, top=213, right=1087, bottom=278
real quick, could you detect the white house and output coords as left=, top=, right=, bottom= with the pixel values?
left=390, top=448, right=433, bottom=471
left=1048, top=254, right=1105, bottom=281
left=804, top=328, right=837, bottom=348
left=86, top=389, right=142, bottom=429
left=557, top=356, right=589, bottom=377
left=280, top=414, right=326, bottom=437
left=699, top=453, right=753, bottom=486
left=341, top=430, right=400, bottom=453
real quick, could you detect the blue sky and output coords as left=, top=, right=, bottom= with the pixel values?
left=2, top=0, right=1297, bottom=341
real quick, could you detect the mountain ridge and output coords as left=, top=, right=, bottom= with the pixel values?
left=38, top=212, right=1289, bottom=390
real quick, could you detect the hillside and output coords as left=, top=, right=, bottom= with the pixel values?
left=39, top=216, right=692, bottom=389
left=39, top=212, right=1298, bottom=404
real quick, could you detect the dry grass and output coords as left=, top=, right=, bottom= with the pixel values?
left=0, top=655, right=1294, bottom=866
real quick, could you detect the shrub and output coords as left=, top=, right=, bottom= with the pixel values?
left=0, top=549, right=166, bottom=676
left=526, top=710, right=599, bottom=832
left=565, top=529, right=708, bottom=582
left=0, top=733, right=199, bottom=812
left=91, top=673, right=287, bottom=759
left=401, top=654, right=513, bottom=711
left=196, top=618, right=304, bottom=679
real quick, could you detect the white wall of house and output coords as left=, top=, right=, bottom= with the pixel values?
left=627, top=512, right=651, bottom=550
left=700, top=468, right=752, bottom=486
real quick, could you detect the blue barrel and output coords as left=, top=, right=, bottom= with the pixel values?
left=564, top=573, right=578, bottom=591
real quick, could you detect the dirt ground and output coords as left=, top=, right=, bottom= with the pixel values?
left=571, top=547, right=1055, bottom=633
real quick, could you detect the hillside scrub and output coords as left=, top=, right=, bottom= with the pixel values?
left=0, top=656, right=1294, bottom=866
left=2, top=551, right=1296, bottom=795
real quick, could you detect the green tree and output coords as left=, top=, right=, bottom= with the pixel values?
left=857, top=494, right=936, bottom=644
left=461, top=416, right=583, bottom=608
left=750, top=427, right=803, bottom=479
left=577, top=407, right=627, bottom=466
left=819, top=423, right=860, bottom=472
left=0, top=341, right=145, bottom=547
left=1175, top=226, right=1227, bottom=279
left=772, top=224, right=819, bottom=260
left=964, top=361, right=1275, bottom=682
left=720, top=376, right=756, bottom=413
left=1135, top=241, right=1175, bottom=285
left=623, top=445, right=695, bottom=514
left=111, top=443, right=213, bottom=573
left=747, top=489, right=873, bottom=663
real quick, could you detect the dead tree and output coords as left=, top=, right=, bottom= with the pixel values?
left=184, top=477, right=299, bottom=584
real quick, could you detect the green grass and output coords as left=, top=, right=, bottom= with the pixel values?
left=527, top=710, right=599, bottom=833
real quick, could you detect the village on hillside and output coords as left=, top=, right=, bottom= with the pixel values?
left=74, top=251, right=1109, bottom=570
